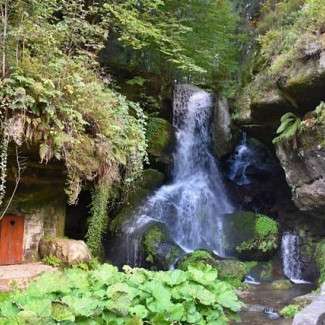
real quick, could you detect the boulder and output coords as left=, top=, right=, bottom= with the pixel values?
left=142, top=223, right=182, bottom=270
left=275, top=116, right=325, bottom=218
left=176, top=250, right=248, bottom=287
left=39, top=238, right=92, bottom=265
left=293, top=296, right=325, bottom=325
left=146, top=117, right=174, bottom=167
left=271, top=279, right=293, bottom=290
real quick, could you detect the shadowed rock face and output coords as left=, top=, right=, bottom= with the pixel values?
left=275, top=123, right=325, bottom=218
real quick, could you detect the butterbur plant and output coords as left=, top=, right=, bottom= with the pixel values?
left=0, top=264, right=243, bottom=324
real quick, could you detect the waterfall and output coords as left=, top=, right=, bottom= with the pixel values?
left=227, top=133, right=254, bottom=185
left=121, top=85, right=234, bottom=266
left=281, top=232, right=309, bottom=284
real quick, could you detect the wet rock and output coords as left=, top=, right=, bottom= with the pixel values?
left=271, top=279, right=293, bottom=290
left=212, top=97, right=236, bottom=158
left=293, top=293, right=319, bottom=307
left=110, top=169, right=165, bottom=232
left=142, top=224, right=182, bottom=270
left=39, top=238, right=92, bottom=265
left=293, top=296, right=325, bottom=325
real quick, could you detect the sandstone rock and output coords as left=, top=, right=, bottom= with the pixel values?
left=39, top=238, right=92, bottom=265
left=293, top=296, right=325, bottom=325
left=275, top=122, right=325, bottom=218
left=212, top=97, right=236, bottom=158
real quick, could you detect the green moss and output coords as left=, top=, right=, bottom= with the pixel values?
left=142, top=224, right=182, bottom=270
left=216, top=260, right=248, bottom=287
left=177, top=250, right=248, bottom=287
left=111, top=169, right=165, bottom=232
left=177, top=250, right=218, bottom=271
left=225, top=212, right=279, bottom=261
left=255, top=215, right=278, bottom=237
left=315, top=239, right=325, bottom=284
left=271, top=279, right=293, bottom=290
left=143, top=225, right=167, bottom=259
left=146, top=117, right=173, bottom=157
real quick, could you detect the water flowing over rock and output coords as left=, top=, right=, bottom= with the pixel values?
left=111, top=85, right=234, bottom=267
left=227, top=133, right=277, bottom=186
left=281, top=232, right=309, bottom=284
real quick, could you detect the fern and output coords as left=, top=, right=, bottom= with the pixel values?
left=273, top=112, right=302, bottom=144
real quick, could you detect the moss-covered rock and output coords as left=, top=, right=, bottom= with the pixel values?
left=315, top=239, right=325, bottom=284
left=146, top=117, right=173, bottom=159
left=224, top=211, right=279, bottom=261
left=177, top=250, right=218, bottom=270
left=142, top=224, right=182, bottom=270
left=111, top=169, right=165, bottom=232
left=271, top=279, right=293, bottom=290
left=177, top=250, right=248, bottom=287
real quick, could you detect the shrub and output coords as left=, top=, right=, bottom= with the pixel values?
left=280, top=304, right=302, bottom=318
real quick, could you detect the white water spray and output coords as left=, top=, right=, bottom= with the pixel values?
left=281, top=232, right=309, bottom=284
left=121, top=85, right=234, bottom=266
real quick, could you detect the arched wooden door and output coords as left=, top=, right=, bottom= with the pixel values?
left=0, top=215, right=24, bottom=265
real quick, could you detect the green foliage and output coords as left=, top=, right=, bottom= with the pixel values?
left=0, top=264, right=243, bottom=324
left=280, top=304, right=302, bottom=318
left=315, top=239, right=325, bottom=284
left=42, top=255, right=63, bottom=267
left=105, top=0, right=241, bottom=90
left=255, top=0, right=325, bottom=77
left=0, top=0, right=147, bottom=205
left=86, top=184, right=111, bottom=257
left=255, top=215, right=279, bottom=237
left=273, top=113, right=302, bottom=144
left=237, top=214, right=279, bottom=253
left=177, top=251, right=248, bottom=288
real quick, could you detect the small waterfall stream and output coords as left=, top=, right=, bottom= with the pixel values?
left=120, top=85, right=234, bottom=266
left=281, top=232, right=309, bottom=284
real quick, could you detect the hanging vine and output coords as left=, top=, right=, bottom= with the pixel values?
left=86, top=183, right=111, bottom=257
left=0, top=122, right=9, bottom=208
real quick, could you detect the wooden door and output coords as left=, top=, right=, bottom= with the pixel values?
left=0, top=215, right=24, bottom=265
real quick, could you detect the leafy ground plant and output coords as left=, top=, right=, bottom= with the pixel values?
left=0, top=264, right=242, bottom=324
left=280, top=304, right=302, bottom=318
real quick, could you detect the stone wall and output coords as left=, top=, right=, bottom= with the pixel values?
left=3, top=160, right=66, bottom=262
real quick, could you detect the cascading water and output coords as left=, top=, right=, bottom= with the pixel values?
left=120, top=85, right=234, bottom=267
left=281, top=232, right=309, bottom=284
left=227, top=133, right=253, bottom=185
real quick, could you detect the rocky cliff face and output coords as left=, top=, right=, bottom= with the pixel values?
left=275, top=118, right=325, bottom=218
left=234, top=31, right=325, bottom=218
